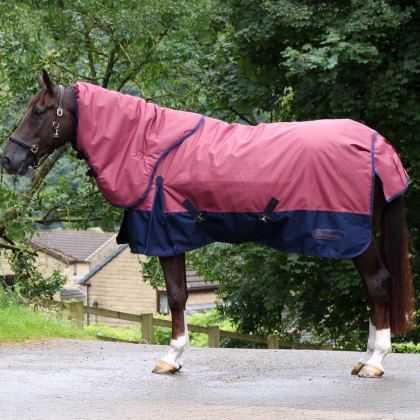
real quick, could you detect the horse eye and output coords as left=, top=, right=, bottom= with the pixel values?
left=31, top=107, right=44, bottom=117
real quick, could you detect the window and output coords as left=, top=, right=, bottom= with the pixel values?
left=157, top=291, right=168, bottom=314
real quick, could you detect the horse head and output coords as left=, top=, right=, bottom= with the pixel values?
left=2, top=70, right=76, bottom=175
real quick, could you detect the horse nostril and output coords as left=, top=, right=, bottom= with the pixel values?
left=2, top=156, right=12, bottom=171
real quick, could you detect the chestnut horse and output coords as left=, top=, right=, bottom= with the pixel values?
left=2, top=71, right=414, bottom=378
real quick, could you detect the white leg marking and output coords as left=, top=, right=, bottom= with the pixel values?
left=161, top=311, right=189, bottom=369
left=365, top=328, right=391, bottom=372
left=161, top=335, right=188, bottom=369
left=359, top=320, right=376, bottom=364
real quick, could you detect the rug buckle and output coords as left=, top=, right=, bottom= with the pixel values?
left=259, top=214, right=269, bottom=223
left=194, top=213, right=205, bottom=223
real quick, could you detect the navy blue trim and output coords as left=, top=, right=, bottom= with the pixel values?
left=374, top=173, right=409, bottom=203
left=144, top=175, right=176, bottom=254
left=117, top=208, right=372, bottom=259
left=71, top=87, right=79, bottom=151
left=370, top=132, right=377, bottom=217
left=113, top=115, right=205, bottom=209
left=372, top=131, right=410, bottom=203
left=385, top=185, right=409, bottom=203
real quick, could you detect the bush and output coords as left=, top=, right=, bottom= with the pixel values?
left=11, top=270, right=67, bottom=301
left=6, top=251, right=67, bottom=301
left=392, top=342, right=420, bottom=354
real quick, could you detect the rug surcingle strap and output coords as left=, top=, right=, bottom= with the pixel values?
left=259, top=197, right=279, bottom=223
left=182, top=198, right=206, bottom=223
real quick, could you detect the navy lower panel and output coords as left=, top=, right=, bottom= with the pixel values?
left=116, top=209, right=372, bottom=259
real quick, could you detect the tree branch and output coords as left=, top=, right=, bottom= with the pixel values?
left=102, top=46, right=118, bottom=88
left=46, top=58, right=97, bottom=82
left=116, top=28, right=171, bottom=92
left=209, top=108, right=254, bottom=125
left=0, top=242, right=37, bottom=255
left=29, top=145, right=67, bottom=199
left=247, top=111, right=258, bottom=126
left=83, top=25, right=97, bottom=81
left=35, top=218, right=87, bottom=225
left=38, top=205, right=61, bottom=222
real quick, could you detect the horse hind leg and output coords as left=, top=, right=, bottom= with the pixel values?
left=152, top=254, right=189, bottom=374
left=352, top=241, right=392, bottom=378
left=350, top=319, right=376, bottom=375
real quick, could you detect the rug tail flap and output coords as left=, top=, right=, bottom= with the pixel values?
left=374, top=134, right=409, bottom=202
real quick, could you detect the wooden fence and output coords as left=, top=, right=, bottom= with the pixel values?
left=64, top=301, right=333, bottom=351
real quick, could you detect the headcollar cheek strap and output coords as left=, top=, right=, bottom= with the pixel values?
left=57, top=85, right=64, bottom=117
left=8, top=84, right=65, bottom=160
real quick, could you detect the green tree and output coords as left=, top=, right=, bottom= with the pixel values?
left=0, top=0, right=215, bottom=289
left=1, top=0, right=418, bottom=344
left=187, top=0, right=420, bottom=344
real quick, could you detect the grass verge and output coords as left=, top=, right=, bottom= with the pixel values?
left=0, top=293, right=93, bottom=343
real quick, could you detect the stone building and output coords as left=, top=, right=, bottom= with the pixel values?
left=0, top=228, right=218, bottom=327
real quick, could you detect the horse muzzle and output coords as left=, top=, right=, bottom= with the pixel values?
left=1, top=153, right=33, bottom=175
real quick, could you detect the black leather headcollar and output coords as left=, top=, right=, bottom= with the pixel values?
left=8, top=85, right=65, bottom=168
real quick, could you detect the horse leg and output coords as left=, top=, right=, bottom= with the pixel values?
left=352, top=241, right=392, bottom=378
left=350, top=319, right=376, bottom=376
left=152, top=253, right=189, bottom=374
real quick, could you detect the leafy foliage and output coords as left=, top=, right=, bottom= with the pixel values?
left=7, top=252, right=67, bottom=301
left=188, top=244, right=367, bottom=348
left=392, top=342, right=420, bottom=354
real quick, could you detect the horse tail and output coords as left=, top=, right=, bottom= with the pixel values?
left=380, top=195, right=415, bottom=334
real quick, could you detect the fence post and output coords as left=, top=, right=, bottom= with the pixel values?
left=267, top=334, right=279, bottom=349
left=208, top=326, right=220, bottom=348
left=67, top=301, right=84, bottom=328
left=141, top=313, right=154, bottom=344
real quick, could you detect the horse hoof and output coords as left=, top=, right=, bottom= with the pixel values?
left=357, top=364, right=384, bottom=378
left=152, top=360, right=180, bottom=374
left=351, top=362, right=365, bottom=375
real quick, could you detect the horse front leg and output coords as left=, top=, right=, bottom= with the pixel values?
left=152, top=253, right=189, bottom=374
left=352, top=242, right=392, bottom=378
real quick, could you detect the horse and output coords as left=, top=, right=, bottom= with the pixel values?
left=2, top=70, right=414, bottom=378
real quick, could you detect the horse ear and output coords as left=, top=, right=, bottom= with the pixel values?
left=38, top=69, right=55, bottom=94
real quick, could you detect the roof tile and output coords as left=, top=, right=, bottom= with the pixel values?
left=29, top=229, right=116, bottom=262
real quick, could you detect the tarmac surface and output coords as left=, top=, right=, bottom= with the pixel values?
left=0, top=339, right=419, bottom=419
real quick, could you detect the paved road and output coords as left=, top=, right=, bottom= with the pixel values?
left=0, top=339, right=419, bottom=419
